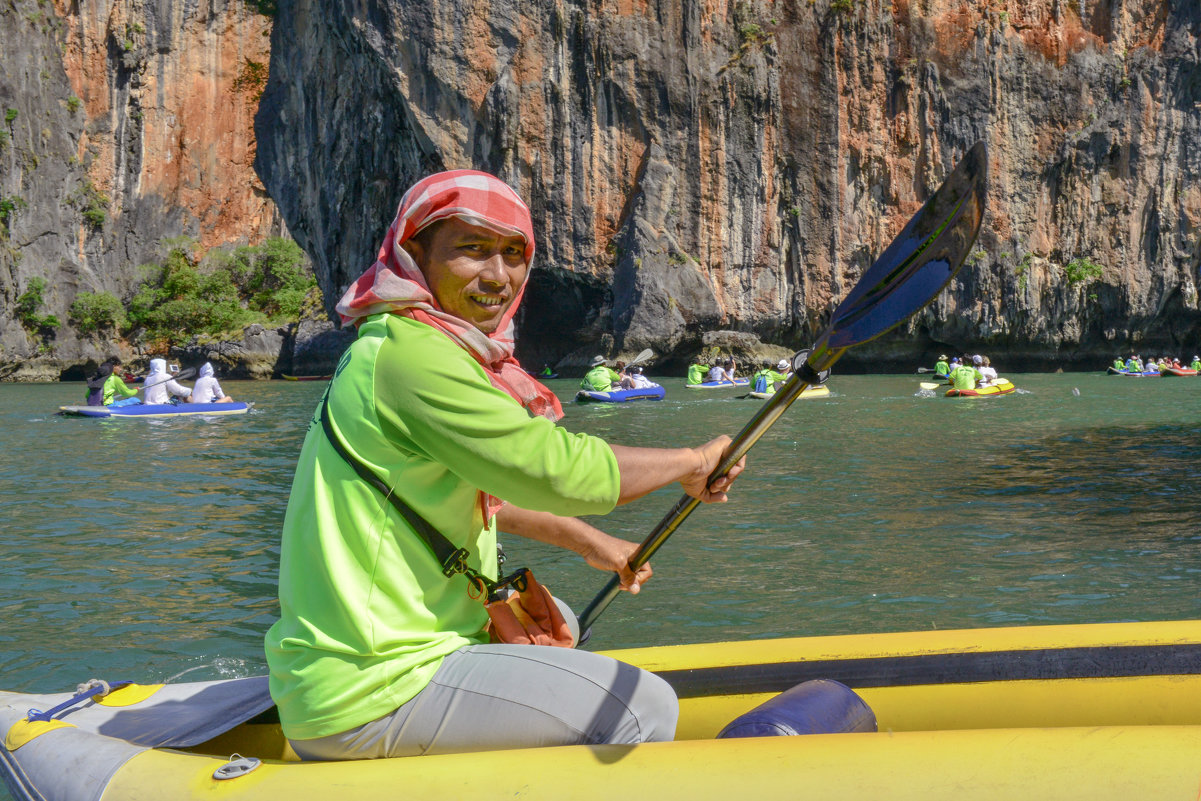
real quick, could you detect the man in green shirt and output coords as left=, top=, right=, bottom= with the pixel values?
left=950, top=362, right=983, bottom=390
left=266, top=170, right=746, bottom=761
left=934, top=354, right=951, bottom=377
left=686, top=360, right=708, bottom=385
left=581, top=355, right=619, bottom=391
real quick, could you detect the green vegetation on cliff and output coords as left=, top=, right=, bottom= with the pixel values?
left=70, top=237, right=317, bottom=346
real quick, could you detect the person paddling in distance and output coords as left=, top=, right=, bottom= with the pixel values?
left=977, top=356, right=998, bottom=385
left=141, top=358, right=191, bottom=405
left=949, top=359, right=983, bottom=392
left=1191, top=355, right=1201, bottom=372
left=750, top=359, right=773, bottom=393
left=771, top=358, right=792, bottom=391
left=934, top=354, right=951, bottom=378
left=580, top=355, right=620, bottom=391
left=188, top=362, right=235, bottom=403
left=84, top=358, right=140, bottom=407
left=707, top=358, right=736, bottom=385
left=686, top=359, right=708, bottom=385
left=264, top=169, right=745, bottom=761
left=620, top=365, right=657, bottom=390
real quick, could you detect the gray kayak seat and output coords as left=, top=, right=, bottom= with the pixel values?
left=0, top=676, right=273, bottom=801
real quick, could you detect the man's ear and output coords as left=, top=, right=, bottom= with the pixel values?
left=401, top=237, right=424, bottom=264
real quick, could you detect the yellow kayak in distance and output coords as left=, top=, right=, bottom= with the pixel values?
left=944, top=378, right=1016, bottom=397
left=4, top=619, right=1201, bottom=800
left=747, top=385, right=830, bottom=400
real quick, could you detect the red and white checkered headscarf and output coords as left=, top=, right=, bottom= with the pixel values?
left=336, top=170, right=562, bottom=424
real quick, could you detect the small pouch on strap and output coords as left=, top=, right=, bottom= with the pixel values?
left=484, top=568, right=575, bottom=647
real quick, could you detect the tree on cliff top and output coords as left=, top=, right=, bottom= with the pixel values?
left=118, top=237, right=316, bottom=344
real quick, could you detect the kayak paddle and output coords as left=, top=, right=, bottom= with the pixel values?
left=624, top=348, right=655, bottom=369
left=577, top=140, right=988, bottom=641
left=919, top=381, right=942, bottom=390
left=141, top=367, right=197, bottom=391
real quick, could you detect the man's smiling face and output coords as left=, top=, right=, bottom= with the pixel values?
left=404, top=217, right=530, bottom=334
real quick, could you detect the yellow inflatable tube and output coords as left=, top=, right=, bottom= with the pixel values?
left=6, top=619, right=1201, bottom=801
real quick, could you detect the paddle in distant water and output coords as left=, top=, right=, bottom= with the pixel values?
left=577, top=141, right=989, bottom=641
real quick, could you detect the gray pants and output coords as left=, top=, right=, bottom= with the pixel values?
left=289, top=644, right=679, bottom=760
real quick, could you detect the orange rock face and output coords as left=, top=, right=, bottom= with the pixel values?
left=53, top=0, right=277, bottom=252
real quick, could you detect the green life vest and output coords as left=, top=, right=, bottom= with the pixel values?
left=687, top=364, right=707, bottom=385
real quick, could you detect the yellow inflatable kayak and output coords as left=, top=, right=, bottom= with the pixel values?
left=747, top=385, right=830, bottom=400
left=945, top=378, right=1015, bottom=397
left=4, top=620, right=1201, bottom=800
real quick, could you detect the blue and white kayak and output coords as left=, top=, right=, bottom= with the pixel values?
left=1106, top=368, right=1160, bottom=377
left=685, top=378, right=750, bottom=390
left=58, top=402, right=253, bottom=418
left=575, top=386, right=666, bottom=403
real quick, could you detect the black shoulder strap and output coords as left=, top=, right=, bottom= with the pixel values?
left=318, top=393, right=472, bottom=579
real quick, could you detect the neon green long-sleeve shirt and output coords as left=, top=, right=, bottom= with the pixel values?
left=93, top=374, right=137, bottom=405
left=265, top=314, right=621, bottom=741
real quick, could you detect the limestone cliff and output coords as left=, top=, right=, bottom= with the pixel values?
left=257, top=0, right=1201, bottom=371
left=0, top=0, right=281, bottom=378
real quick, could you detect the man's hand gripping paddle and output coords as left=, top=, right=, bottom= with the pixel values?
left=576, top=141, right=988, bottom=642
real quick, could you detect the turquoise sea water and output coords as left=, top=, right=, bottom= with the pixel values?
left=2, top=372, right=1200, bottom=702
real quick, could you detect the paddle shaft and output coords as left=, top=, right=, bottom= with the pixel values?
left=576, top=343, right=844, bottom=633
left=140, top=367, right=197, bottom=392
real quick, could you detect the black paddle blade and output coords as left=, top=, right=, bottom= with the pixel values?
left=823, top=141, right=987, bottom=350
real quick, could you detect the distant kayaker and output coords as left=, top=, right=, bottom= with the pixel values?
left=1125, top=355, right=1141, bottom=372
left=771, top=358, right=791, bottom=390
left=141, top=358, right=191, bottom=404
left=188, top=362, right=234, bottom=403
left=751, top=360, right=773, bottom=393
left=934, top=354, right=951, bottom=377
left=686, top=360, right=708, bottom=385
left=1191, top=355, right=1201, bottom=371
left=1112, top=356, right=1126, bottom=371
left=621, top=365, right=657, bottom=389
left=707, top=359, right=735, bottom=385
left=265, top=169, right=745, bottom=761
left=84, top=358, right=139, bottom=407
left=978, top=356, right=998, bottom=385
left=580, top=355, right=619, bottom=391
left=949, top=361, right=983, bottom=391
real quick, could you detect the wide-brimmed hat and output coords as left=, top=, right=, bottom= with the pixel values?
left=776, top=359, right=790, bottom=371
left=589, top=355, right=606, bottom=367
left=938, top=354, right=948, bottom=360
